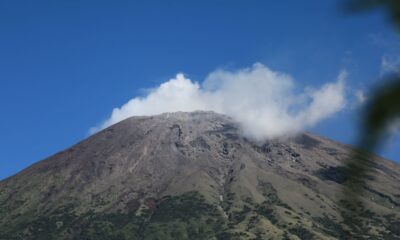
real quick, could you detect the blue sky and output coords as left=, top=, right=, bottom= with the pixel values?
left=1, top=0, right=399, bottom=180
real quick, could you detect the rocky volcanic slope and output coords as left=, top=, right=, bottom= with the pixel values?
left=1, top=111, right=400, bottom=240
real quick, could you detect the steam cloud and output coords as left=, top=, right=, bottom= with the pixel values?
left=91, top=63, right=347, bottom=140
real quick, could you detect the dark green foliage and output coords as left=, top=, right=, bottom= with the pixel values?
left=150, top=191, right=217, bottom=222
left=0, top=204, right=79, bottom=240
left=256, top=203, right=278, bottom=225
left=382, top=214, right=400, bottom=237
left=230, top=205, right=251, bottom=224
left=0, top=192, right=230, bottom=240
left=246, top=215, right=260, bottom=230
left=364, top=186, right=400, bottom=207
left=1, top=185, right=397, bottom=240
left=316, top=166, right=348, bottom=184
left=288, top=226, right=315, bottom=239
left=313, top=215, right=348, bottom=239
left=78, top=220, right=127, bottom=240
left=340, top=0, right=400, bottom=232
left=276, top=202, right=293, bottom=211
left=257, top=180, right=279, bottom=204
left=388, top=221, right=400, bottom=236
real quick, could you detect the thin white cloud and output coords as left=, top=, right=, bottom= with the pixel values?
left=354, top=89, right=367, bottom=105
left=90, top=63, right=347, bottom=140
left=388, top=119, right=400, bottom=135
left=381, top=55, right=400, bottom=76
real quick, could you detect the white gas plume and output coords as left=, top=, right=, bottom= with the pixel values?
left=91, top=63, right=347, bottom=140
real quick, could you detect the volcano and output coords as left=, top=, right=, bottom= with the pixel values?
left=1, top=111, right=400, bottom=239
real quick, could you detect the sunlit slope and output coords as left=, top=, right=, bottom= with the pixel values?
left=1, top=111, right=399, bottom=239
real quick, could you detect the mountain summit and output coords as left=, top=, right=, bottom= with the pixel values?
left=1, top=111, right=400, bottom=239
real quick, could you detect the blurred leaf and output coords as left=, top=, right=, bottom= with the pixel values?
left=339, top=0, right=400, bottom=228
left=341, top=78, right=400, bottom=231
left=362, top=77, right=400, bottom=145
left=343, top=0, right=400, bottom=28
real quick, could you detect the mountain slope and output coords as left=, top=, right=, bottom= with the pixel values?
left=1, top=111, right=400, bottom=239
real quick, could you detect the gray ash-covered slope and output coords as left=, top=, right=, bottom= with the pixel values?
left=1, top=111, right=400, bottom=240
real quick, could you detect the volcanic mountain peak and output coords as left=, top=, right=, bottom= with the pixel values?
left=1, top=111, right=400, bottom=239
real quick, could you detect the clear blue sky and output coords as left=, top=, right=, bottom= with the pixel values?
left=1, top=0, right=399, bottom=180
